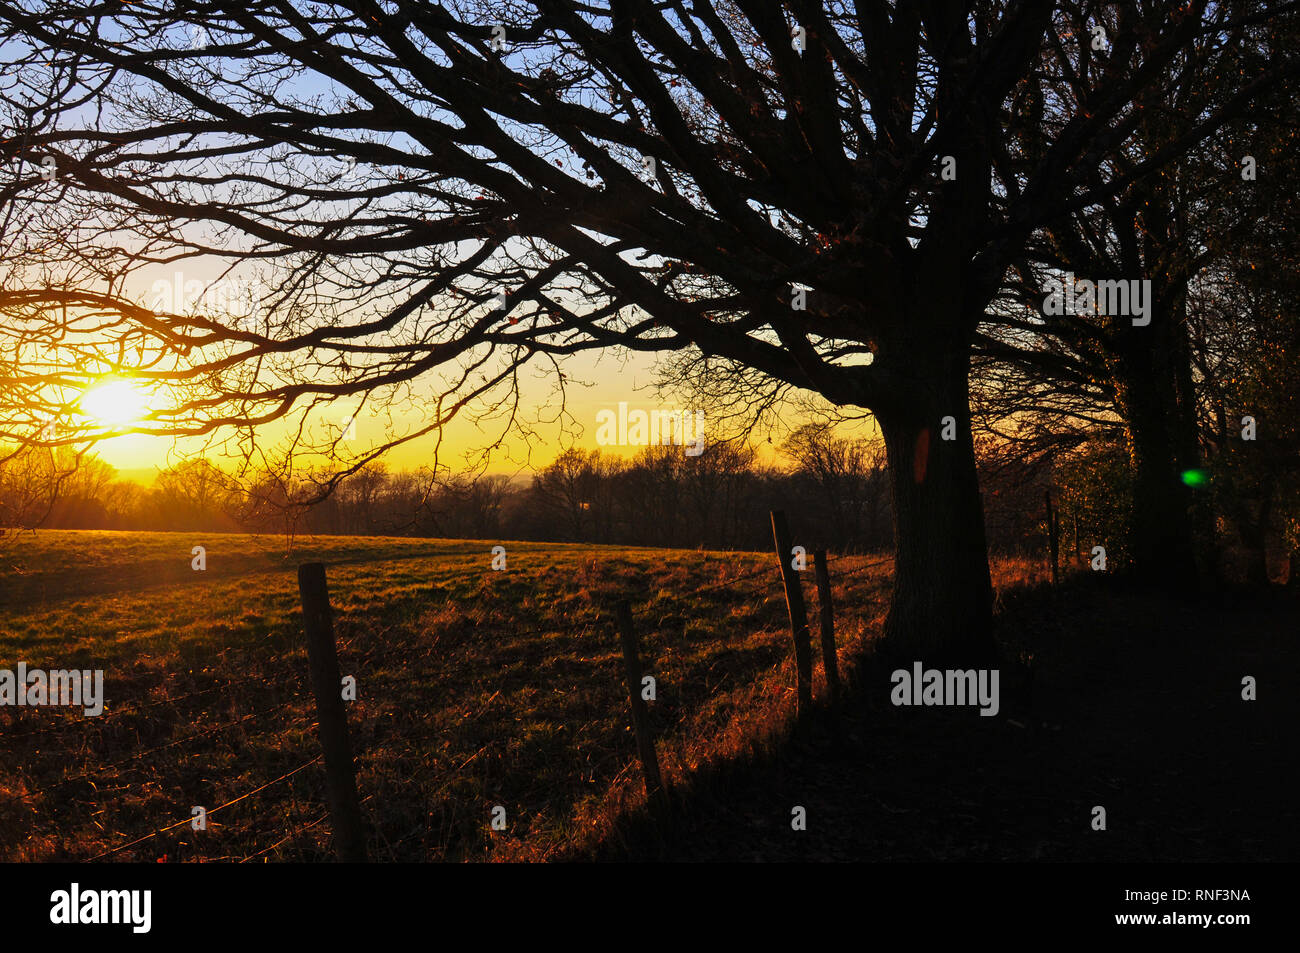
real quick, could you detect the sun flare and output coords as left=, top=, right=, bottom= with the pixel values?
left=80, top=380, right=151, bottom=428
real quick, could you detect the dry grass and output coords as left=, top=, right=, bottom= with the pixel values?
left=0, top=531, right=899, bottom=861
left=0, top=531, right=1053, bottom=862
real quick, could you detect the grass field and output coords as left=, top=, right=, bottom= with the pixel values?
left=0, top=530, right=915, bottom=862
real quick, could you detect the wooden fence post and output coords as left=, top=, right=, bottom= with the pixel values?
left=1045, top=489, right=1060, bottom=587
left=615, top=600, right=663, bottom=801
left=812, top=550, right=840, bottom=705
left=770, top=510, right=813, bottom=716
left=298, top=562, right=367, bottom=862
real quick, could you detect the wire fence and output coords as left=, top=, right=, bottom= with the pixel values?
left=4, top=537, right=897, bottom=862
left=85, top=756, right=324, bottom=862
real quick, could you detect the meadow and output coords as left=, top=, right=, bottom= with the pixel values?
left=6, top=530, right=1284, bottom=864
left=0, top=530, right=910, bottom=861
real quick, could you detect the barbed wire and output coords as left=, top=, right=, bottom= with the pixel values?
left=828, top=554, right=895, bottom=578
left=1, top=680, right=253, bottom=740
left=239, top=811, right=331, bottom=862
left=687, top=561, right=783, bottom=596
left=85, top=754, right=324, bottom=862
left=241, top=792, right=379, bottom=863
left=31, top=695, right=306, bottom=795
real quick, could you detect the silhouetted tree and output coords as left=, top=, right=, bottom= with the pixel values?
left=1, top=2, right=1292, bottom=658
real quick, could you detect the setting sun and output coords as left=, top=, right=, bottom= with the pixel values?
left=80, top=379, right=151, bottom=427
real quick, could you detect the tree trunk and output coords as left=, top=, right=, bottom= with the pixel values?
left=1125, top=400, right=1199, bottom=591
left=867, top=92, right=999, bottom=666
left=1236, top=491, right=1273, bottom=587
left=877, top=358, right=996, bottom=667
left=1116, top=288, right=1200, bottom=593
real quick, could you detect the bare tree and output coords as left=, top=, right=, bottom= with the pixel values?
left=680, top=439, right=757, bottom=549
left=149, top=457, right=240, bottom=530
left=972, top=0, right=1298, bottom=590
left=781, top=423, right=882, bottom=551
left=531, top=447, right=597, bottom=542
left=0, top=2, right=1290, bottom=659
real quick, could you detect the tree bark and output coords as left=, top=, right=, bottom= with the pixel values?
left=876, top=355, right=996, bottom=667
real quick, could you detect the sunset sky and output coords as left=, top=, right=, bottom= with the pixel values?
left=74, top=259, right=878, bottom=484
left=88, top=332, right=847, bottom=483
left=92, top=348, right=666, bottom=481
left=75, top=260, right=671, bottom=480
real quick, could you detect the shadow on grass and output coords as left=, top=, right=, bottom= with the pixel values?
left=574, top=575, right=1300, bottom=862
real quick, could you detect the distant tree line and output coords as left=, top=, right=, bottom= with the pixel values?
left=1, top=416, right=1289, bottom=584
left=0, top=424, right=1023, bottom=556
left=0, top=427, right=884, bottom=552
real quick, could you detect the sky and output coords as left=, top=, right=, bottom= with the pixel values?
left=74, top=247, right=872, bottom=486
left=32, top=19, right=884, bottom=486
left=95, top=345, right=712, bottom=483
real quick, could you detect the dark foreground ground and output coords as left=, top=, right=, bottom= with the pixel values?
left=585, top=577, right=1300, bottom=861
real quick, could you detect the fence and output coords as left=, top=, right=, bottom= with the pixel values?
left=2, top=510, right=892, bottom=862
